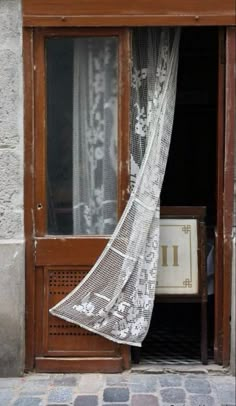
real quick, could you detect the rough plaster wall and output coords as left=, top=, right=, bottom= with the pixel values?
left=0, top=0, right=24, bottom=376
left=231, top=92, right=236, bottom=375
left=231, top=234, right=236, bottom=375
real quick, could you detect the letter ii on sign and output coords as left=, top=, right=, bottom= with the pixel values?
left=160, top=245, right=179, bottom=267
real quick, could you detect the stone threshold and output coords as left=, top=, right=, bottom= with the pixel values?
left=131, top=362, right=231, bottom=375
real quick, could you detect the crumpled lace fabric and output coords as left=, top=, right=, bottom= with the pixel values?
left=50, top=28, right=180, bottom=347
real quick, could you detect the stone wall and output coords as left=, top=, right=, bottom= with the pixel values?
left=0, top=0, right=24, bottom=376
left=231, top=102, right=236, bottom=375
left=231, top=234, right=236, bottom=375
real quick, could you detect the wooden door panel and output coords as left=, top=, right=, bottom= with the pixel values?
left=36, top=267, right=119, bottom=357
left=35, top=357, right=124, bottom=373
left=32, top=28, right=130, bottom=372
left=35, top=238, right=108, bottom=266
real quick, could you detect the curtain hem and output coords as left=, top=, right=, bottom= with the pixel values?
left=49, top=308, right=142, bottom=347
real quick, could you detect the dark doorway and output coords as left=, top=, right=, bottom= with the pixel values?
left=137, top=27, right=218, bottom=365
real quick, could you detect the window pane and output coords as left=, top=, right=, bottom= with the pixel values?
left=46, top=37, right=118, bottom=235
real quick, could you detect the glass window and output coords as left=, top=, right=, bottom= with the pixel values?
left=46, top=37, right=118, bottom=235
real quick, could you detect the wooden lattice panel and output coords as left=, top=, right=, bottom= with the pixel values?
left=45, top=268, right=116, bottom=355
left=49, top=269, right=87, bottom=292
left=49, top=322, right=94, bottom=336
left=48, top=269, right=94, bottom=337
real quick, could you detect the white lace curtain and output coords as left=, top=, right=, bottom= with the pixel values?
left=73, top=37, right=118, bottom=235
left=50, top=28, right=180, bottom=347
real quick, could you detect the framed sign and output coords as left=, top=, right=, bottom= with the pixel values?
left=149, top=207, right=208, bottom=364
left=156, top=219, right=198, bottom=295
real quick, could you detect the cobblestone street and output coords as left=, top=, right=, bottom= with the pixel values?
left=0, top=372, right=235, bottom=406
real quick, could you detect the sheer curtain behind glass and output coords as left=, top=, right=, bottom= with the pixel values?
left=51, top=28, right=180, bottom=347
left=73, top=37, right=118, bottom=235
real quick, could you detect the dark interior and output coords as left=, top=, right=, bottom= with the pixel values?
left=161, top=27, right=218, bottom=227
left=137, top=27, right=218, bottom=364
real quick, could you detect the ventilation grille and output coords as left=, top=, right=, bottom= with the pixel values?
left=49, top=269, right=87, bottom=292
left=48, top=269, right=94, bottom=337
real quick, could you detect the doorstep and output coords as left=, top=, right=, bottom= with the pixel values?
left=131, top=362, right=231, bottom=375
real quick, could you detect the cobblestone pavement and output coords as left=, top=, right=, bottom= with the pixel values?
left=0, top=372, right=235, bottom=406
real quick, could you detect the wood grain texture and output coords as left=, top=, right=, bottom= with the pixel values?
left=22, top=0, right=236, bottom=27
left=34, top=30, right=47, bottom=236
left=23, top=0, right=235, bottom=15
left=35, top=356, right=124, bottom=372
left=35, top=237, right=109, bottom=266
left=23, top=0, right=235, bottom=16
left=36, top=266, right=120, bottom=357
left=222, top=27, right=236, bottom=366
left=118, top=30, right=130, bottom=215
left=24, top=16, right=236, bottom=27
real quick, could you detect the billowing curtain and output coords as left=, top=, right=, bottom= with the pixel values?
left=73, top=37, right=118, bottom=235
left=50, top=28, right=180, bottom=347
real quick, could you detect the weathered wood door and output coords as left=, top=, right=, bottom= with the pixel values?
left=32, top=28, right=130, bottom=372
left=24, top=25, right=235, bottom=372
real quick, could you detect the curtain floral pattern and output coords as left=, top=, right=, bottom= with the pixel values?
left=73, top=37, right=118, bottom=235
left=50, top=28, right=180, bottom=347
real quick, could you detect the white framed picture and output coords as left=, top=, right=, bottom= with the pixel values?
left=156, top=219, right=199, bottom=295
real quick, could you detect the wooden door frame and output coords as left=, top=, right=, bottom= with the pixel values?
left=33, top=27, right=130, bottom=237
left=24, top=26, right=235, bottom=371
left=222, top=27, right=235, bottom=366
left=24, top=26, right=131, bottom=371
left=22, top=0, right=236, bottom=26
left=214, top=27, right=236, bottom=366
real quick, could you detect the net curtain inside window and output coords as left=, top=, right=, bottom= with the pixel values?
left=50, top=28, right=180, bottom=347
left=73, top=37, right=118, bottom=235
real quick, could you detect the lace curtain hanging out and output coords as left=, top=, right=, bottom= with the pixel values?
left=50, top=28, right=180, bottom=347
